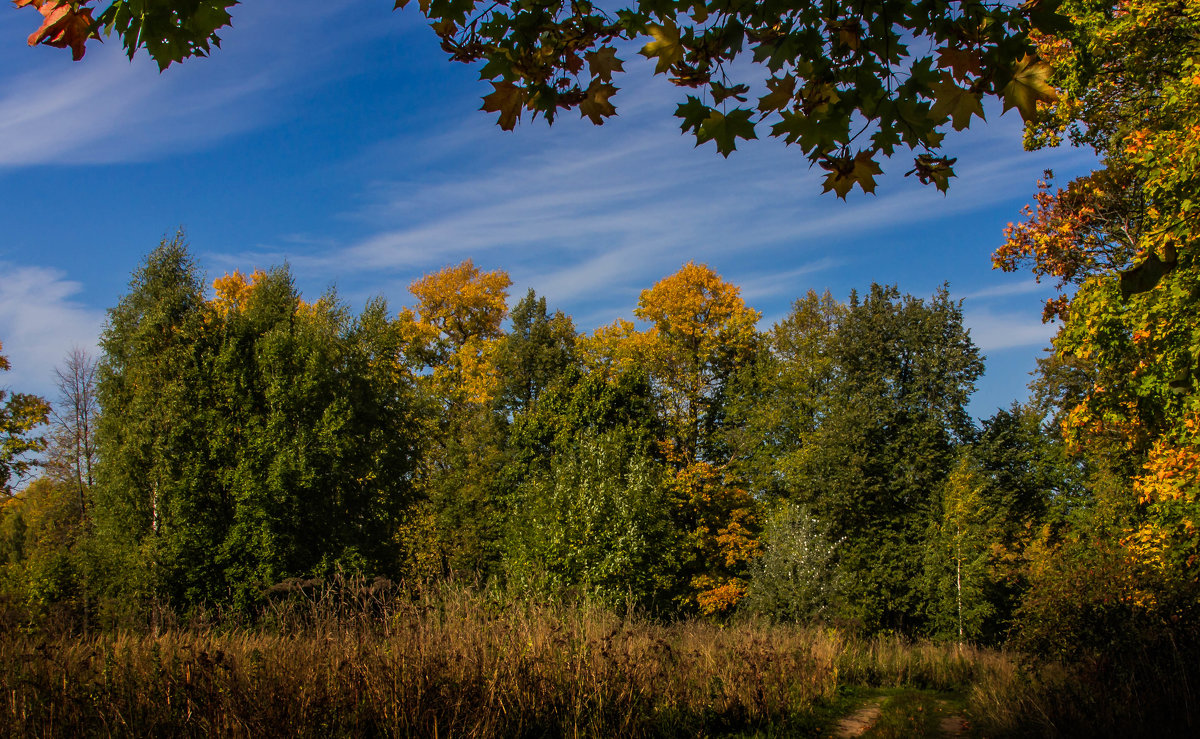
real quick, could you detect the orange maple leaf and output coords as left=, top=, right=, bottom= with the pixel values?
left=15, top=0, right=97, bottom=61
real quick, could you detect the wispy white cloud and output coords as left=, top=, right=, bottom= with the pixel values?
left=0, top=0, right=415, bottom=168
left=964, top=309, right=1058, bottom=352
left=962, top=278, right=1052, bottom=301
left=0, top=263, right=105, bottom=399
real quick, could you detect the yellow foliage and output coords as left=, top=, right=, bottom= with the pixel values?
left=578, top=318, right=657, bottom=378
left=634, top=261, right=760, bottom=362
left=408, top=260, right=511, bottom=347
left=402, top=260, right=512, bottom=406
left=211, top=269, right=266, bottom=317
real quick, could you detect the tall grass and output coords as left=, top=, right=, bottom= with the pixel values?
left=3, top=581, right=843, bottom=737
left=3, top=579, right=1190, bottom=737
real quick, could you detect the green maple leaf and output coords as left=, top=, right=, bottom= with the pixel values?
left=587, top=47, right=624, bottom=82
left=820, top=156, right=856, bottom=199
left=676, top=96, right=711, bottom=134
left=929, top=76, right=985, bottom=131
left=641, top=22, right=684, bottom=74
left=850, top=151, right=883, bottom=194
left=482, top=81, right=525, bottom=130
left=580, top=81, right=618, bottom=124
left=696, top=108, right=757, bottom=157
left=819, top=152, right=881, bottom=198
left=757, top=74, right=796, bottom=113
left=1002, top=55, right=1058, bottom=123
left=871, top=120, right=902, bottom=155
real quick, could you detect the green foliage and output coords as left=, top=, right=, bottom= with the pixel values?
left=505, top=429, right=679, bottom=609
left=92, top=234, right=419, bottom=611
left=756, top=284, right=982, bottom=633
left=923, top=456, right=996, bottom=643
left=492, top=289, right=576, bottom=418
left=743, top=502, right=842, bottom=623
left=389, top=0, right=1059, bottom=194
left=94, top=0, right=236, bottom=69
left=18, top=1, right=1061, bottom=194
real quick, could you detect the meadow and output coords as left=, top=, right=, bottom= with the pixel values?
left=4, top=579, right=1187, bottom=738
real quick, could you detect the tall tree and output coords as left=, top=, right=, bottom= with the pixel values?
left=44, top=347, right=99, bottom=517
left=93, top=231, right=214, bottom=608
left=493, top=289, right=576, bottom=419
left=579, top=262, right=762, bottom=614
left=399, top=260, right=513, bottom=577
left=776, top=285, right=983, bottom=632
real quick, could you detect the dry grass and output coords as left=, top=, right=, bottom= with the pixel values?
left=2, top=583, right=844, bottom=737
left=10, top=580, right=1168, bottom=738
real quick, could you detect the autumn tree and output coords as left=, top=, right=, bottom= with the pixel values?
left=627, top=261, right=761, bottom=463
left=0, top=342, right=50, bottom=498
left=399, top=260, right=513, bottom=577
left=997, top=0, right=1200, bottom=647
left=15, top=0, right=1060, bottom=195
left=578, top=262, right=761, bottom=614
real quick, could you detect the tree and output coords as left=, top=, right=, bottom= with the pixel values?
left=44, top=347, right=99, bottom=517
left=0, top=342, right=51, bottom=497
left=996, top=0, right=1200, bottom=639
left=14, top=0, right=1060, bottom=195
left=92, top=231, right=213, bottom=609
left=94, top=237, right=420, bottom=610
left=768, top=284, right=983, bottom=632
left=399, top=260, right=513, bottom=577
left=504, top=428, right=679, bottom=610
left=588, top=261, right=760, bottom=463
left=743, top=502, right=843, bottom=623
left=578, top=262, right=762, bottom=613
left=492, top=289, right=576, bottom=418
left=925, top=455, right=996, bottom=643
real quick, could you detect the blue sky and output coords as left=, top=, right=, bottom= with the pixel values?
left=0, top=0, right=1096, bottom=417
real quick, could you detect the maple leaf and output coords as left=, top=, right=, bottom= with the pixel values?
left=937, top=46, right=982, bottom=82
left=850, top=151, right=883, bottom=194
left=818, top=151, right=880, bottom=198
left=481, top=80, right=525, bottom=131
left=695, top=108, right=756, bottom=157
left=929, top=75, right=985, bottom=131
left=579, top=80, right=618, bottom=125
left=819, top=155, right=855, bottom=198
left=757, top=74, right=796, bottom=113
left=676, top=95, right=710, bottom=135
left=641, top=22, right=684, bottom=75
left=586, top=47, right=624, bottom=82
left=16, top=0, right=97, bottom=61
left=906, top=154, right=957, bottom=193
left=1002, top=55, right=1058, bottom=123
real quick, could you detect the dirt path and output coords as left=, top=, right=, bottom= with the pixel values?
left=834, top=700, right=882, bottom=738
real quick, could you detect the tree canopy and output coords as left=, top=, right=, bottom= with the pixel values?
left=13, top=0, right=1061, bottom=196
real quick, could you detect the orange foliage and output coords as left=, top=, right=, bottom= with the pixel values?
left=15, top=0, right=97, bottom=60
left=211, top=270, right=267, bottom=317
left=669, top=458, right=760, bottom=613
